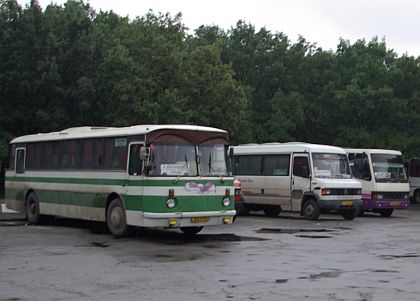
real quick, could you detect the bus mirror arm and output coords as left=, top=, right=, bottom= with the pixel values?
left=140, top=147, right=151, bottom=167
left=140, top=147, right=150, bottom=160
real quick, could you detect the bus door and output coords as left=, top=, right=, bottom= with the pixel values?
left=127, top=143, right=145, bottom=204
left=291, top=153, right=311, bottom=211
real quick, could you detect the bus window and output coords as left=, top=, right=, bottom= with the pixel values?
left=262, top=155, right=290, bottom=176
left=233, top=155, right=262, bottom=175
left=150, top=143, right=197, bottom=176
left=199, top=144, right=228, bottom=176
left=129, top=144, right=142, bottom=176
left=16, top=148, right=25, bottom=174
left=352, top=153, right=371, bottom=181
left=293, top=156, right=309, bottom=178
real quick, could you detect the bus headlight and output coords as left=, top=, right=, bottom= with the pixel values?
left=166, top=198, right=176, bottom=208
left=372, top=193, right=383, bottom=199
left=321, top=189, right=331, bottom=195
left=222, top=197, right=230, bottom=207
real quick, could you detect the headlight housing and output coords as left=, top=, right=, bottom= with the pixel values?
left=222, top=197, right=230, bottom=207
left=321, top=189, right=332, bottom=195
left=166, top=198, right=176, bottom=208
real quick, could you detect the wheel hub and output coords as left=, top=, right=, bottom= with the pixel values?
left=111, top=208, right=123, bottom=228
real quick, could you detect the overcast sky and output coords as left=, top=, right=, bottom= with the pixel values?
left=17, top=0, right=420, bottom=56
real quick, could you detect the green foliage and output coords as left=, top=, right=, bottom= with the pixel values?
left=1, top=0, right=420, bottom=164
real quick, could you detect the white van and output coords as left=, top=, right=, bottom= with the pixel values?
left=346, top=148, right=409, bottom=217
left=232, top=143, right=362, bottom=220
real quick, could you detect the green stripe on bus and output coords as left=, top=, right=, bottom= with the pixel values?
left=5, top=176, right=233, bottom=187
left=5, top=188, right=234, bottom=212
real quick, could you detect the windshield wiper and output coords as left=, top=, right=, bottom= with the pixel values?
left=208, top=153, right=212, bottom=173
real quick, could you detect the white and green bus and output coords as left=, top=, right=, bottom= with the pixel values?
left=5, top=125, right=235, bottom=236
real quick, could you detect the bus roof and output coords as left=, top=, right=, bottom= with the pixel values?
left=233, top=142, right=347, bottom=155
left=10, top=124, right=227, bottom=144
left=344, top=148, right=402, bottom=156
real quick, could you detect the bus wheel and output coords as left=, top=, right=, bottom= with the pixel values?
left=341, top=209, right=357, bottom=220
left=379, top=209, right=393, bottom=217
left=235, top=202, right=250, bottom=216
left=26, top=192, right=40, bottom=224
left=263, top=206, right=281, bottom=217
left=106, top=198, right=128, bottom=237
left=181, top=226, right=203, bottom=236
left=302, top=199, right=320, bottom=220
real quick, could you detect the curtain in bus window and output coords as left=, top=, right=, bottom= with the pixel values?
left=44, top=142, right=59, bottom=170
left=93, top=138, right=104, bottom=169
left=104, top=138, right=128, bottom=170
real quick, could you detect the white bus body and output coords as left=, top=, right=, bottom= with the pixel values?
left=5, top=125, right=235, bottom=236
left=232, top=143, right=362, bottom=220
left=346, top=148, right=409, bottom=217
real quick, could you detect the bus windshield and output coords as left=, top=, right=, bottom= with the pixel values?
left=199, top=144, right=228, bottom=176
left=371, top=154, right=407, bottom=183
left=149, top=142, right=229, bottom=176
left=150, top=143, right=198, bottom=176
left=312, top=153, right=352, bottom=179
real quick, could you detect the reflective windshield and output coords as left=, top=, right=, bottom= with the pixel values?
left=199, top=144, right=228, bottom=176
left=149, top=143, right=197, bottom=176
left=312, top=153, right=352, bottom=179
left=371, top=154, right=407, bottom=183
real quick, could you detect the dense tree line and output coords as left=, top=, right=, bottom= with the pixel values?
left=2, top=0, right=420, bottom=163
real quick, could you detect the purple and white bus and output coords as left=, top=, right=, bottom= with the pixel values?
left=346, top=148, right=409, bottom=217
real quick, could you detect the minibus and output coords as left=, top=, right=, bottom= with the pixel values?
left=232, top=143, right=362, bottom=220
left=346, top=148, right=409, bottom=217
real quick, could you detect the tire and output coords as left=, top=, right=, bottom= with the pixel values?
left=341, top=209, right=357, bottom=220
left=235, top=201, right=250, bottom=216
left=263, top=206, right=281, bottom=217
left=414, top=190, right=420, bottom=203
left=180, top=226, right=203, bottom=236
left=26, top=192, right=40, bottom=224
left=106, top=198, right=128, bottom=237
left=302, top=199, right=320, bottom=220
left=379, top=209, right=393, bottom=217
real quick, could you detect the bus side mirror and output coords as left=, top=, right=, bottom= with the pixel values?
left=140, top=147, right=151, bottom=166
left=229, top=147, right=234, bottom=158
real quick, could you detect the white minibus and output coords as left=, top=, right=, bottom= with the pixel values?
left=346, top=148, right=409, bottom=217
left=232, top=142, right=362, bottom=220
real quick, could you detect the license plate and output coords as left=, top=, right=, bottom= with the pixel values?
left=191, top=217, right=209, bottom=223
left=341, top=201, right=353, bottom=206
left=390, top=201, right=400, bottom=206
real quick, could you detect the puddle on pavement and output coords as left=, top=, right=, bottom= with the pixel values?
left=256, top=228, right=336, bottom=238
left=309, top=270, right=342, bottom=280
left=0, top=221, right=27, bottom=226
left=152, top=252, right=202, bottom=262
left=379, top=253, right=420, bottom=260
left=294, top=234, right=333, bottom=239
left=256, top=228, right=335, bottom=234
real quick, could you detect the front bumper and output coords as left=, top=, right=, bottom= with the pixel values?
left=126, top=210, right=237, bottom=228
left=361, top=198, right=409, bottom=210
